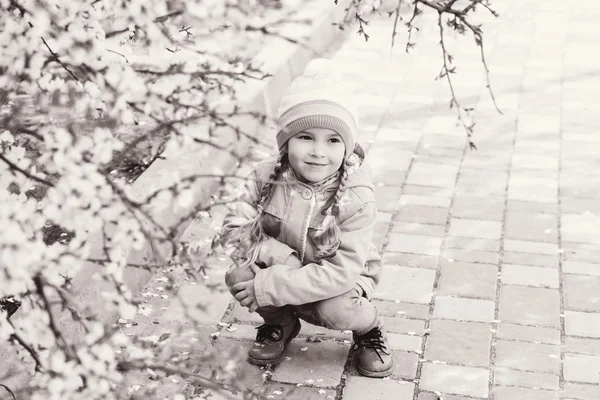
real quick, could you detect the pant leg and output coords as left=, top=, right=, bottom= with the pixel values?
left=224, top=263, right=296, bottom=326
left=295, top=285, right=379, bottom=335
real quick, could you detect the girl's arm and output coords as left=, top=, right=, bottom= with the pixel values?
left=252, top=201, right=377, bottom=307
left=220, top=168, right=299, bottom=267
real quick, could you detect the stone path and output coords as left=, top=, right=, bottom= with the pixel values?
left=120, top=1, right=600, bottom=399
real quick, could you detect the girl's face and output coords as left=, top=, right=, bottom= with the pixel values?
left=286, top=128, right=345, bottom=183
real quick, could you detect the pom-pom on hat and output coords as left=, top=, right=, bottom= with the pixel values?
left=276, top=58, right=358, bottom=155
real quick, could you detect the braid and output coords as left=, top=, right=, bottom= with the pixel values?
left=314, top=160, right=350, bottom=258
left=241, top=153, right=287, bottom=266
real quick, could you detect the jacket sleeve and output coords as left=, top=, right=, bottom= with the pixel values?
left=253, top=201, right=377, bottom=307
left=220, top=167, right=298, bottom=266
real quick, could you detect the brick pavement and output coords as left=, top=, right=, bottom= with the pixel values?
left=120, top=1, right=600, bottom=399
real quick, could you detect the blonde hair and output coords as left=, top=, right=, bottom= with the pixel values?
left=230, top=153, right=287, bottom=267
left=232, top=153, right=352, bottom=266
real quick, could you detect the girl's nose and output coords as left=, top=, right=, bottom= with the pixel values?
left=311, top=141, right=326, bottom=157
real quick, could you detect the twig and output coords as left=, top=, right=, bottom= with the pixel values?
left=390, top=0, right=404, bottom=49
left=0, top=154, right=54, bottom=186
left=405, top=1, right=421, bottom=53
left=40, top=38, right=80, bottom=82
left=33, top=275, right=77, bottom=361
left=104, top=10, right=185, bottom=38
left=9, top=331, right=44, bottom=372
left=436, top=12, right=475, bottom=147
left=0, top=383, right=16, bottom=400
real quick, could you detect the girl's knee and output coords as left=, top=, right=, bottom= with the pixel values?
left=313, top=293, right=356, bottom=331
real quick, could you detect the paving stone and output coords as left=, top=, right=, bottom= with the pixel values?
left=388, top=333, right=422, bottom=353
left=564, top=353, right=600, bottom=384
left=381, top=316, right=427, bottom=335
left=260, top=382, right=336, bottom=400
left=343, top=376, right=415, bottom=400
left=399, top=194, right=452, bottom=208
left=390, top=222, right=447, bottom=237
left=563, top=382, right=600, bottom=400
left=443, top=248, right=501, bottom=265
left=503, top=252, right=559, bottom=268
left=497, top=323, right=561, bottom=345
left=494, top=367, right=559, bottom=390
left=271, top=341, right=350, bottom=387
left=447, top=218, right=502, bottom=240
left=163, top=280, right=231, bottom=325
left=227, top=302, right=264, bottom=324
left=420, top=363, right=489, bottom=398
left=374, top=300, right=431, bottom=319
left=393, top=204, right=449, bottom=225
left=507, top=200, right=558, bottom=215
left=564, top=274, right=600, bottom=311
left=417, top=392, right=486, bottom=400
left=511, top=152, right=559, bottom=171
left=390, top=350, right=420, bottom=380
left=372, top=221, right=388, bottom=251
left=403, top=185, right=454, bottom=198
left=498, top=285, right=560, bottom=327
left=196, top=338, right=265, bottom=392
left=455, top=170, right=508, bottom=197
left=407, top=162, right=459, bottom=188
left=501, top=264, right=559, bottom=289
left=495, top=340, right=560, bottom=374
left=562, top=214, right=600, bottom=245
left=445, top=236, right=501, bottom=252
left=433, top=296, right=495, bottom=323
left=383, top=252, right=439, bottom=269
left=220, top=323, right=259, bottom=340
left=375, top=185, right=404, bottom=213
left=505, top=211, right=558, bottom=243
left=563, top=242, right=600, bottom=264
left=493, top=386, right=559, bottom=400
left=562, top=197, right=600, bottom=215
left=563, top=261, right=600, bottom=276
left=438, top=261, right=498, bottom=299
left=450, top=195, right=505, bottom=221
left=424, top=320, right=492, bottom=366
left=386, top=233, right=443, bottom=256
left=372, top=169, right=408, bottom=187
left=373, top=265, right=436, bottom=303
left=560, top=172, right=600, bottom=199
left=565, top=311, right=600, bottom=338
left=508, top=171, right=558, bottom=203
left=565, top=336, right=600, bottom=356
left=298, top=323, right=347, bottom=340
left=504, top=239, right=559, bottom=255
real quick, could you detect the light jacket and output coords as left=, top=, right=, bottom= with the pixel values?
left=221, top=146, right=383, bottom=308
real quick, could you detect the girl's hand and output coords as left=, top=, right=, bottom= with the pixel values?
left=233, top=263, right=261, bottom=312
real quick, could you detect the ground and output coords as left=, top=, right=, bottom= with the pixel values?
left=113, top=0, right=600, bottom=399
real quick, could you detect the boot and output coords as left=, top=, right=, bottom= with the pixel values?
left=247, top=319, right=301, bottom=366
left=353, top=326, right=393, bottom=378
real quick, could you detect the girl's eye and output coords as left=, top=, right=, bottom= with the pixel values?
left=329, top=137, right=341, bottom=143
left=298, top=135, right=312, bottom=140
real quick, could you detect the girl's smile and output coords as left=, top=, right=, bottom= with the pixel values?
left=286, top=127, right=345, bottom=183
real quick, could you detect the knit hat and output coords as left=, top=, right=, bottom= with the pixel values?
left=276, top=58, right=358, bottom=155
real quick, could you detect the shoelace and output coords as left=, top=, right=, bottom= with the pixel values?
left=353, top=328, right=389, bottom=363
left=255, top=324, right=283, bottom=342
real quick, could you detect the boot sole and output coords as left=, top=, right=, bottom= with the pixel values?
left=356, top=360, right=394, bottom=378
left=247, top=320, right=301, bottom=367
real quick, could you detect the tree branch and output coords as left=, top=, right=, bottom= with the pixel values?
left=0, top=154, right=54, bottom=187
left=0, top=383, right=16, bottom=400
left=40, top=38, right=80, bottom=82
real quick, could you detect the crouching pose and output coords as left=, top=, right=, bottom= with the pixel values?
left=220, top=59, right=392, bottom=378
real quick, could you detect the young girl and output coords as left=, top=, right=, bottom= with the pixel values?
left=220, top=58, right=392, bottom=378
